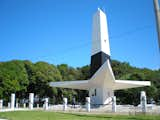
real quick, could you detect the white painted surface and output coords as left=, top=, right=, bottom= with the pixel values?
left=37, top=104, right=39, bottom=108
left=8, top=103, right=10, bottom=108
left=63, top=98, right=67, bottom=111
left=50, top=59, right=150, bottom=105
left=49, top=8, right=151, bottom=105
left=50, top=80, right=89, bottom=90
left=11, top=93, right=15, bottom=110
left=112, top=96, right=116, bottom=112
left=29, top=93, right=34, bottom=110
left=0, top=100, right=3, bottom=109
left=141, top=91, right=147, bottom=113
left=86, top=97, right=90, bottom=112
left=0, top=108, right=29, bottom=112
left=44, top=98, right=49, bottom=110
left=89, top=87, right=113, bottom=105
left=23, top=103, right=26, bottom=108
left=16, top=103, right=19, bottom=108
left=92, top=8, right=110, bottom=56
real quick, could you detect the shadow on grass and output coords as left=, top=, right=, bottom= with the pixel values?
left=60, top=112, right=141, bottom=120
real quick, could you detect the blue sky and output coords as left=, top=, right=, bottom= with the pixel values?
left=0, top=0, right=159, bottom=69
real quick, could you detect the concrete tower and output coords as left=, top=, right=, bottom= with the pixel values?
left=91, top=8, right=110, bottom=76
left=90, top=8, right=113, bottom=104
left=50, top=8, right=151, bottom=105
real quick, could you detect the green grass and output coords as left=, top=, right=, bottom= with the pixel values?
left=0, top=111, right=160, bottom=120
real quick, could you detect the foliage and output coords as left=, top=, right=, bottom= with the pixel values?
left=0, top=60, right=29, bottom=101
left=0, top=59, right=160, bottom=105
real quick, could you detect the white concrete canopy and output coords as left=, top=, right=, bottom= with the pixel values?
left=50, top=59, right=150, bottom=104
left=50, top=8, right=151, bottom=105
left=50, top=59, right=150, bottom=91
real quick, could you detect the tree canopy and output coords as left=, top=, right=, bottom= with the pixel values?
left=0, top=59, right=159, bottom=105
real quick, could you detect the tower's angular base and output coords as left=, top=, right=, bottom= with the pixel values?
left=89, top=88, right=113, bottom=105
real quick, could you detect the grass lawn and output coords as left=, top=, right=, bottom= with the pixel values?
left=0, top=111, right=160, bottom=120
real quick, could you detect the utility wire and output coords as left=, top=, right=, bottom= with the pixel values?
left=41, top=24, right=153, bottom=63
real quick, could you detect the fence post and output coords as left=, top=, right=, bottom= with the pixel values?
left=63, top=98, right=67, bottom=111
left=44, top=98, right=49, bottom=110
left=0, top=100, right=3, bottom=109
left=11, top=93, right=15, bottom=110
left=112, top=96, right=116, bottom=112
left=141, top=91, right=147, bottom=113
left=86, top=97, right=90, bottom=112
left=29, top=93, right=34, bottom=110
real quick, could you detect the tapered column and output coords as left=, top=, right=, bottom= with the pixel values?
left=11, top=93, right=15, bottom=110
left=29, top=93, right=34, bottom=110
left=91, top=8, right=111, bottom=76
left=90, top=8, right=112, bottom=105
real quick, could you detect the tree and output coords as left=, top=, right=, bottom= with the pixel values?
left=26, top=61, right=62, bottom=98
left=0, top=60, right=29, bottom=101
left=0, top=59, right=159, bottom=105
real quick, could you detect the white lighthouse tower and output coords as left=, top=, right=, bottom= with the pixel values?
left=50, top=8, right=151, bottom=105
